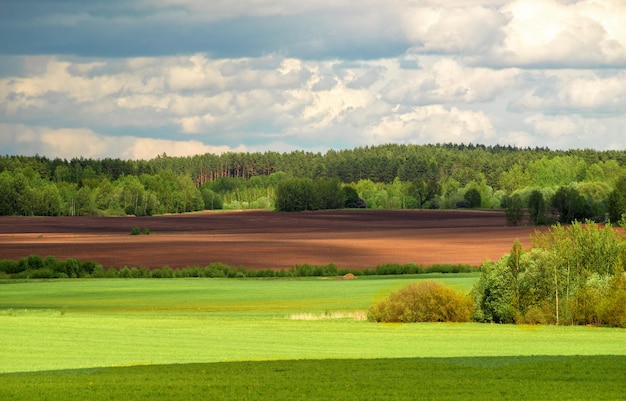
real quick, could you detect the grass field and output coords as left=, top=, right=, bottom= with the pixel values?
left=1, top=275, right=625, bottom=400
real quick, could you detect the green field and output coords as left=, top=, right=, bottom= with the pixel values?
left=1, top=275, right=625, bottom=400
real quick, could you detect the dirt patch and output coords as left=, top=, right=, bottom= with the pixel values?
left=0, top=210, right=541, bottom=269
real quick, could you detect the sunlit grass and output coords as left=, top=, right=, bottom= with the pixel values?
left=1, top=276, right=625, bottom=400
left=1, top=276, right=624, bottom=374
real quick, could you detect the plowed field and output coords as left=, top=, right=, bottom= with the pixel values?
left=0, top=210, right=540, bottom=269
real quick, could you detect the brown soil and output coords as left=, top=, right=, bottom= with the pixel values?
left=0, top=210, right=542, bottom=269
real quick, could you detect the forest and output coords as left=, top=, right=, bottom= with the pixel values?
left=2, top=143, right=626, bottom=223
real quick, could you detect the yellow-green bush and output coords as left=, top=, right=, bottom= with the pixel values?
left=368, top=281, right=473, bottom=323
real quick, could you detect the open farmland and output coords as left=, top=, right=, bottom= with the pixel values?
left=0, top=209, right=540, bottom=269
left=1, top=278, right=625, bottom=400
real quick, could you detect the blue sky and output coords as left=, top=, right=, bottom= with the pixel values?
left=1, top=0, right=625, bottom=159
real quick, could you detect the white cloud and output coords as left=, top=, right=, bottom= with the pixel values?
left=2, top=0, right=626, bottom=162
left=525, top=114, right=578, bottom=139
left=403, top=5, right=506, bottom=54
left=167, top=54, right=224, bottom=92
left=493, top=0, right=626, bottom=67
left=399, top=0, right=626, bottom=69
left=520, top=112, right=626, bottom=150
left=365, top=105, right=496, bottom=145
left=510, top=70, right=626, bottom=115
left=0, top=123, right=244, bottom=159
left=127, top=138, right=244, bottom=159
left=0, top=124, right=121, bottom=159
left=383, top=57, right=522, bottom=105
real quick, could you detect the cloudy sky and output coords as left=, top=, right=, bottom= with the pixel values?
left=1, top=0, right=625, bottom=160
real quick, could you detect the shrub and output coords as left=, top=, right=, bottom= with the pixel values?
left=91, top=265, right=106, bottom=278
left=464, top=188, right=482, bottom=208
left=118, top=267, right=132, bottom=278
left=27, top=254, right=44, bottom=270
left=64, top=258, right=81, bottom=278
left=28, top=268, right=56, bottom=279
left=205, top=262, right=231, bottom=278
left=0, top=259, right=21, bottom=274
left=599, top=275, right=626, bottom=328
left=130, top=267, right=147, bottom=278
left=130, top=226, right=142, bottom=235
left=80, top=261, right=98, bottom=276
left=368, top=281, right=474, bottom=323
left=521, top=306, right=548, bottom=325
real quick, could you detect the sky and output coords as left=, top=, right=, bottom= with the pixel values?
left=0, top=0, right=625, bottom=160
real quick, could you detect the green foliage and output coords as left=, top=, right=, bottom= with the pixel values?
left=315, top=177, right=343, bottom=210
left=409, top=178, right=441, bottom=208
left=275, top=177, right=320, bottom=212
left=150, top=266, right=174, bottom=278
left=504, top=193, right=524, bottom=226
left=607, top=175, right=626, bottom=222
left=129, top=226, right=150, bottom=235
left=368, top=281, right=473, bottom=323
left=288, top=263, right=338, bottom=277
left=599, top=274, right=626, bottom=328
left=551, top=186, right=592, bottom=223
left=0, top=259, right=20, bottom=274
left=0, top=256, right=103, bottom=278
left=26, top=254, right=43, bottom=270
left=474, top=222, right=626, bottom=326
left=528, top=190, right=547, bottom=225
left=341, top=186, right=363, bottom=208
left=3, top=144, right=626, bottom=216
left=199, top=186, right=223, bottom=210
left=463, top=187, right=481, bottom=209
left=0, top=255, right=477, bottom=280
left=28, top=267, right=57, bottom=279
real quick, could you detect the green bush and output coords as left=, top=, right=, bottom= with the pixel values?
left=129, top=226, right=150, bottom=235
left=64, top=258, right=81, bottom=278
left=368, top=281, right=474, bottom=323
left=205, top=262, right=231, bottom=278
left=130, top=267, right=148, bottom=278
left=28, top=268, right=57, bottom=279
left=599, top=275, right=626, bottom=328
left=80, top=261, right=98, bottom=276
left=429, top=264, right=473, bottom=273
left=27, top=254, right=44, bottom=270
left=464, top=188, right=482, bottom=208
left=91, top=265, right=106, bottom=278
left=151, top=266, right=174, bottom=278
left=0, top=256, right=474, bottom=280
left=0, top=259, right=21, bottom=274
left=288, top=263, right=338, bottom=277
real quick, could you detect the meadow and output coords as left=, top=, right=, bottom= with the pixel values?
left=1, top=275, right=625, bottom=400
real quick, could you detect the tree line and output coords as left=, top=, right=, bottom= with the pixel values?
left=2, top=143, right=626, bottom=221
left=368, top=221, right=626, bottom=327
left=472, top=221, right=626, bottom=327
left=0, top=255, right=473, bottom=280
